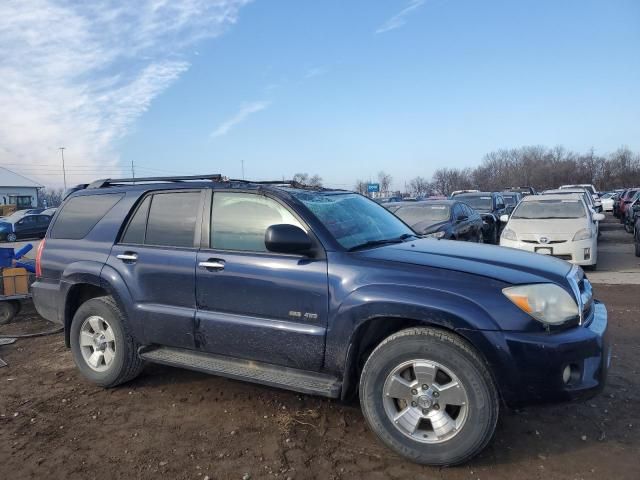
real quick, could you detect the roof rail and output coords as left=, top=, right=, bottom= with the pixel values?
left=226, top=178, right=310, bottom=189
left=86, top=174, right=224, bottom=189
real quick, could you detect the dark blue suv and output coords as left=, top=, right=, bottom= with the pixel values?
left=32, top=175, right=610, bottom=466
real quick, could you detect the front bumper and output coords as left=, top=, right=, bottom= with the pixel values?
left=500, top=237, right=596, bottom=265
left=494, top=301, right=609, bottom=406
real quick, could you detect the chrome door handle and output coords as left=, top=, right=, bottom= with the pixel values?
left=117, top=253, right=138, bottom=262
left=199, top=260, right=225, bottom=271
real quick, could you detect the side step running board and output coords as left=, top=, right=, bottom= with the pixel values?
left=139, top=346, right=341, bottom=398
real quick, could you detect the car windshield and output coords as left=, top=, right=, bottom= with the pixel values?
left=457, top=195, right=492, bottom=210
left=501, top=194, right=519, bottom=206
left=293, top=192, right=415, bottom=250
left=512, top=200, right=586, bottom=219
left=3, top=211, right=27, bottom=222
left=394, top=204, right=450, bottom=224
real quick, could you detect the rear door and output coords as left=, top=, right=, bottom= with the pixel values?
left=106, top=190, right=204, bottom=349
left=195, top=191, right=328, bottom=371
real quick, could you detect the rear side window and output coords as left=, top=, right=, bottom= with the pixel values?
left=51, top=194, right=124, bottom=239
left=121, top=196, right=151, bottom=244
left=145, top=192, right=200, bottom=248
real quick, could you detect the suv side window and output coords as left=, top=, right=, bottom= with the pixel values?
left=496, top=195, right=505, bottom=210
left=51, top=194, right=124, bottom=240
left=121, top=196, right=151, bottom=244
left=211, top=192, right=304, bottom=252
left=145, top=192, right=201, bottom=248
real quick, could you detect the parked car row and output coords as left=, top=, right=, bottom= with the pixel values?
left=0, top=208, right=56, bottom=242
left=382, top=184, right=609, bottom=269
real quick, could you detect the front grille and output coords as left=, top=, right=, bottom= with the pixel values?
left=522, top=239, right=567, bottom=244
left=553, top=254, right=573, bottom=260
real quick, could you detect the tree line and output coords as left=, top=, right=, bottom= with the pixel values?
left=356, top=146, right=640, bottom=197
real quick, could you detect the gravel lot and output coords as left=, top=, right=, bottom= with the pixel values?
left=1, top=216, right=638, bottom=479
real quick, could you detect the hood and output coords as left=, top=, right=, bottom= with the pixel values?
left=413, top=219, right=449, bottom=234
left=355, top=238, right=572, bottom=285
left=506, top=217, right=587, bottom=235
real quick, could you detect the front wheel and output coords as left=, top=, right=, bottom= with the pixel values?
left=70, top=296, right=144, bottom=387
left=359, top=328, right=499, bottom=466
left=6, top=233, right=16, bottom=242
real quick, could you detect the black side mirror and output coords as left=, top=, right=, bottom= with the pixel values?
left=265, top=224, right=312, bottom=254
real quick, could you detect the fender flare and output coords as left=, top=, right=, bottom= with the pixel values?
left=324, top=283, right=501, bottom=376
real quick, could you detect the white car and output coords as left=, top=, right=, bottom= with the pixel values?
left=500, top=194, right=605, bottom=268
left=559, top=184, right=602, bottom=212
left=599, top=193, right=614, bottom=212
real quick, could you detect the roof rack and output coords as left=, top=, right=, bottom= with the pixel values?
left=86, top=174, right=224, bottom=189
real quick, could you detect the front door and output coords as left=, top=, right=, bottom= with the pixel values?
left=195, top=191, right=328, bottom=371
left=106, top=190, right=204, bottom=349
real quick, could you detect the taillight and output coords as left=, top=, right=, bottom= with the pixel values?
left=35, top=237, right=46, bottom=278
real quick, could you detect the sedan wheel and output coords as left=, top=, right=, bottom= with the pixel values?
left=6, top=233, right=16, bottom=242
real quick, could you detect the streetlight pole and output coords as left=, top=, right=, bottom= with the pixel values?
left=58, top=147, right=67, bottom=190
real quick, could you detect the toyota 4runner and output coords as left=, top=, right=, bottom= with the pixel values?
left=32, top=175, right=610, bottom=466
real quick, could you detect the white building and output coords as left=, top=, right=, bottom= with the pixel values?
left=0, top=167, right=43, bottom=209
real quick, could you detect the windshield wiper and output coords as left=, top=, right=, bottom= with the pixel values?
left=348, top=233, right=416, bottom=252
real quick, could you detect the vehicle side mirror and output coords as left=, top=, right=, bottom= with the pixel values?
left=593, top=213, right=605, bottom=222
left=499, top=214, right=509, bottom=223
left=265, top=224, right=312, bottom=254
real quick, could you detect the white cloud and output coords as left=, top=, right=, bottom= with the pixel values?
left=0, top=0, right=251, bottom=186
left=211, top=100, right=271, bottom=138
left=376, top=0, right=425, bottom=34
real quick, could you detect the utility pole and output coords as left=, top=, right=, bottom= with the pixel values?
left=241, top=160, right=245, bottom=180
left=131, top=160, right=135, bottom=183
left=58, top=147, right=67, bottom=190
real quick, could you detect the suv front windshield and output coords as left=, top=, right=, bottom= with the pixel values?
left=293, top=192, right=415, bottom=250
left=456, top=195, right=492, bottom=210
left=512, top=200, right=586, bottom=219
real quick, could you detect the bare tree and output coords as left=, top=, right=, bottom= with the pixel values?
left=377, top=171, right=392, bottom=194
left=409, top=176, right=430, bottom=197
left=293, top=173, right=309, bottom=184
left=308, top=174, right=323, bottom=187
left=39, top=187, right=64, bottom=208
left=353, top=179, right=368, bottom=195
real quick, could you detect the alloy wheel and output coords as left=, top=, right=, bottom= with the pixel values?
left=382, top=359, right=469, bottom=444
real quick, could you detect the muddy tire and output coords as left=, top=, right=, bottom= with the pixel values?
left=0, top=301, right=18, bottom=325
left=70, top=296, right=144, bottom=387
left=359, top=327, right=499, bottom=466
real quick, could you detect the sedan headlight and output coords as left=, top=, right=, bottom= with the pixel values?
left=572, top=228, right=592, bottom=241
left=501, top=228, right=518, bottom=241
left=425, top=231, right=446, bottom=239
left=503, top=284, right=578, bottom=325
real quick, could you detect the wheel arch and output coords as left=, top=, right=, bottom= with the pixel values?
left=339, top=315, right=500, bottom=403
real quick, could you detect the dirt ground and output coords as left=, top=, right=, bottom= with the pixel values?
left=0, top=285, right=637, bottom=480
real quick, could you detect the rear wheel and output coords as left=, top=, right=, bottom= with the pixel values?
left=70, top=296, right=144, bottom=387
left=0, top=301, right=18, bottom=325
left=359, top=328, right=499, bottom=466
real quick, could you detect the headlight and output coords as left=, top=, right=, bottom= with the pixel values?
left=425, top=231, right=446, bottom=239
left=501, top=228, right=517, bottom=241
left=503, top=284, right=578, bottom=325
left=572, top=228, right=592, bottom=241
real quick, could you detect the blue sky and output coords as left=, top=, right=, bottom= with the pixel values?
left=2, top=1, right=639, bottom=190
